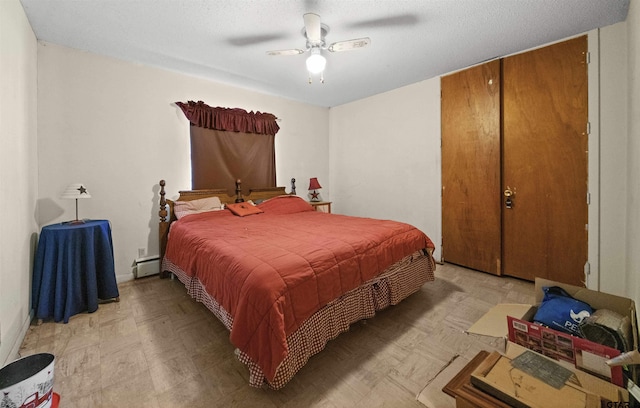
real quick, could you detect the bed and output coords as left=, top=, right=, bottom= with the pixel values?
left=158, top=179, right=436, bottom=389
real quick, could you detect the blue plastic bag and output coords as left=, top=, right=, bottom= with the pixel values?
left=533, top=286, right=594, bottom=336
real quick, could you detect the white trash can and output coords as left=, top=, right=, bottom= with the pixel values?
left=0, top=353, right=55, bottom=408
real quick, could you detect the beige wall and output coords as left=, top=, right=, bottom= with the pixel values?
left=599, top=22, right=629, bottom=295
left=329, top=79, right=442, bottom=260
left=593, top=0, right=640, bottom=301
left=36, top=43, right=330, bottom=284
left=0, top=0, right=39, bottom=365
left=625, top=0, right=640, bottom=305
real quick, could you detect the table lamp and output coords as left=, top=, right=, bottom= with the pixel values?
left=308, top=177, right=322, bottom=202
left=61, top=183, right=91, bottom=222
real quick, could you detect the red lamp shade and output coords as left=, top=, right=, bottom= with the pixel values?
left=308, top=178, right=322, bottom=190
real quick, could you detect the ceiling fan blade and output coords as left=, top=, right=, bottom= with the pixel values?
left=303, top=13, right=322, bottom=44
left=228, top=34, right=288, bottom=47
left=266, top=48, right=305, bottom=56
left=327, top=37, right=371, bottom=52
left=347, top=14, right=419, bottom=29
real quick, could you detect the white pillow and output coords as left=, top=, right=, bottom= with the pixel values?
left=174, top=196, right=223, bottom=219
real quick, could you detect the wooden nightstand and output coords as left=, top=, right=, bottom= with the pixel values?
left=309, top=201, right=332, bottom=213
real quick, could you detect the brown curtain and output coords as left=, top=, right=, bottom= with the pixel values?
left=176, top=101, right=278, bottom=192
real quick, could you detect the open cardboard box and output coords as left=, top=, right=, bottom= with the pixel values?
left=466, top=277, right=638, bottom=387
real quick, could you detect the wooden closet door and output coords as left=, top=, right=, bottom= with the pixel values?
left=502, top=36, right=588, bottom=285
left=442, top=60, right=502, bottom=275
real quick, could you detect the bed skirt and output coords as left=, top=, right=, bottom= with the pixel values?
left=162, top=249, right=435, bottom=389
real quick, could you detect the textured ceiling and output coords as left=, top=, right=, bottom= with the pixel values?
left=19, top=0, right=629, bottom=107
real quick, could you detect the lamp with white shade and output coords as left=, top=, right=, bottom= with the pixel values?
left=61, top=183, right=91, bottom=222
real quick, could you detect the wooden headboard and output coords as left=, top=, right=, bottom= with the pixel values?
left=158, top=179, right=289, bottom=278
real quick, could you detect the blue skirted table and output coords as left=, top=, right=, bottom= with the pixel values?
left=32, top=219, right=120, bottom=323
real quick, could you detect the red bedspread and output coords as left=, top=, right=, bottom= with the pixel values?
left=164, top=195, right=434, bottom=381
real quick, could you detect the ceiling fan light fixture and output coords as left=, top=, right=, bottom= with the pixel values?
left=266, top=13, right=370, bottom=84
left=306, top=48, right=326, bottom=74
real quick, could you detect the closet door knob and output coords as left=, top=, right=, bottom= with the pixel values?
left=504, top=187, right=516, bottom=209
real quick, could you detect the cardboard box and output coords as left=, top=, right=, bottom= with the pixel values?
left=507, top=314, right=624, bottom=386
left=467, top=277, right=638, bottom=387
left=469, top=342, right=629, bottom=408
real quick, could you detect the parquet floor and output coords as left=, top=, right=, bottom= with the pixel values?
left=19, top=263, right=534, bottom=407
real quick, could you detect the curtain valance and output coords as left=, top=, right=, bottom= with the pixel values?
left=175, top=100, right=280, bottom=136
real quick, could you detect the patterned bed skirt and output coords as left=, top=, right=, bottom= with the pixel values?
left=162, top=249, right=435, bottom=389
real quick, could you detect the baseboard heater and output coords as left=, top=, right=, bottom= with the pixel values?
left=134, top=256, right=160, bottom=278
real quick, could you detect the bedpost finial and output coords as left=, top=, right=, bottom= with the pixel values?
left=159, top=179, right=167, bottom=222
left=235, top=179, right=244, bottom=203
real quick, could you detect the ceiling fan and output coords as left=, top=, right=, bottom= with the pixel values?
left=266, top=13, right=371, bottom=83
